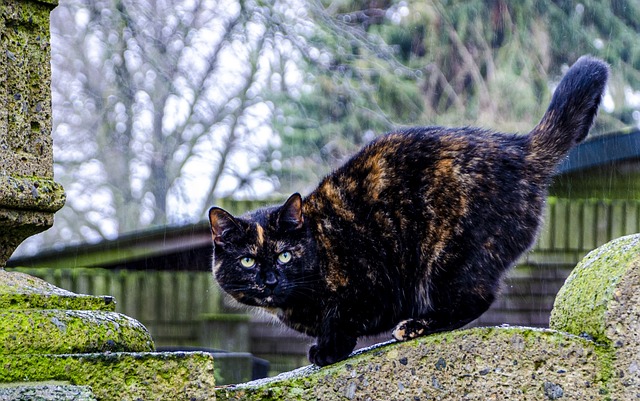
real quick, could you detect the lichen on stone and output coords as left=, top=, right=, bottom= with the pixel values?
left=550, top=233, right=640, bottom=344
left=0, top=270, right=115, bottom=312
left=0, top=309, right=155, bottom=354
left=0, top=352, right=215, bottom=401
left=216, top=326, right=610, bottom=401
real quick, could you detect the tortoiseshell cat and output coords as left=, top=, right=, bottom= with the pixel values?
left=209, top=56, right=608, bottom=366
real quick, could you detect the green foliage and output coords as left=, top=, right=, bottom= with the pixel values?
left=271, top=0, right=640, bottom=194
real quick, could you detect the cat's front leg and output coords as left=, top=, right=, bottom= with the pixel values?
left=308, top=330, right=357, bottom=367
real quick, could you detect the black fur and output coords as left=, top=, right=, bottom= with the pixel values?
left=209, top=56, right=608, bottom=366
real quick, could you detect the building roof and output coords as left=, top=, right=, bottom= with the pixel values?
left=557, top=128, right=640, bottom=174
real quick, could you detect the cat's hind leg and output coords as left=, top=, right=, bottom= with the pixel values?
left=392, top=290, right=496, bottom=341
left=392, top=318, right=433, bottom=341
left=392, top=314, right=479, bottom=341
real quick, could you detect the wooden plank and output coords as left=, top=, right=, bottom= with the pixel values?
left=567, top=199, right=584, bottom=251
left=474, top=310, right=550, bottom=327
left=490, top=294, right=557, bottom=311
left=533, top=199, right=554, bottom=251
left=595, top=200, right=610, bottom=246
left=553, top=198, right=569, bottom=250
left=624, top=200, right=639, bottom=235
left=582, top=200, right=597, bottom=250
left=610, top=201, right=624, bottom=239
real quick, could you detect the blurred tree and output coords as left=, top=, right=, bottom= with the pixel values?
left=26, top=0, right=310, bottom=248
left=270, top=0, right=640, bottom=193
left=15, top=0, right=640, bottom=254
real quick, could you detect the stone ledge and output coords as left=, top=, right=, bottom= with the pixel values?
left=0, top=382, right=96, bottom=401
left=0, top=352, right=216, bottom=401
left=217, top=326, right=610, bottom=401
left=551, top=233, right=640, bottom=397
left=550, top=233, right=640, bottom=343
left=0, top=175, right=65, bottom=212
left=218, top=234, right=640, bottom=401
left=0, top=309, right=154, bottom=354
left=0, top=270, right=115, bottom=311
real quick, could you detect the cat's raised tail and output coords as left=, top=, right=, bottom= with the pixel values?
left=529, top=55, right=609, bottom=166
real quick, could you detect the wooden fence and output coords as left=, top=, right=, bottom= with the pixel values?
left=534, top=197, right=640, bottom=254
left=10, top=197, right=640, bottom=374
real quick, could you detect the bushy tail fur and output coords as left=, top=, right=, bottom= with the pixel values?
left=529, top=56, right=609, bottom=165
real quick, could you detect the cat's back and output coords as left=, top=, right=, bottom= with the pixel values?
left=323, top=126, right=533, bottom=198
left=305, top=126, right=538, bottom=253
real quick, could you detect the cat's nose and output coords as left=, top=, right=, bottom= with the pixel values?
left=264, top=271, right=278, bottom=287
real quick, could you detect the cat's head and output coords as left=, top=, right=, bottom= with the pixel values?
left=208, top=193, right=318, bottom=309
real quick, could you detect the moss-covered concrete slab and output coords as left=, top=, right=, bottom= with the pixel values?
left=551, top=233, right=640, bottom=399
left=0, top=270, right=115, bottom=311
left=1, top=352, right=216, bottom=401
left=0, top=309, right=154, bottom=354
left=217, top=326, right=609, bottom=401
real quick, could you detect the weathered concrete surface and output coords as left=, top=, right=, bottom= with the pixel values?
left=0, top=383, right=97, bottom=401
left=217, top=327, right=608, bottom=401
left=0, top=269, right=216, bottom=400
left=0, top=0, right=57, bottom=178
left=551, top=233, right=640, bottom=399
left=0, top=0, right=65, bottom=265
left=217, top=234, right=640, bottom=401
left=0, top=270, right=150, bottom=356
left=0, top=309, right=154, bottom=354
left=0, top=270, right=115, bottom=311
left=1, top=352, right=216, bottom=401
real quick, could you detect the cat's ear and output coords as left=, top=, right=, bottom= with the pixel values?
left=277, top=193, right=304, bottom=231
left=209, top=207, right=241, bottom=244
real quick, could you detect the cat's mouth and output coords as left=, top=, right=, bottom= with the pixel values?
left=231, top=288, right=285, bottom=308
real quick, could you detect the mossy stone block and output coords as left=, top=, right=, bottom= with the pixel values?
left=0, top=270, right=115, bottom=311
left=0, top=0, right=57, bottom=178
left=550, top=233, right=640, bottom=343
left=216, top=326, right=609, bottom=401
left=0, top=309, right=154, bottom=354
left=0, top=352, right=216, bottom=401
left=550, top=233, right=640, bottom=397
left=0, top=383, right=97, bottom=401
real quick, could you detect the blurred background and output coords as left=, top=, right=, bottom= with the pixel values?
left=7, top=0, right=640, bottom=383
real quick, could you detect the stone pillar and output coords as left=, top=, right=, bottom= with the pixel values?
left=0, top=0, right=65, bottom=266
left=0, top=3, right=217, bottom=399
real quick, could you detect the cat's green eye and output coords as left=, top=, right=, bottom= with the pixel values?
left=240, top=257, right=256, bottom=268
left=278, top=251, right=292, bottom=264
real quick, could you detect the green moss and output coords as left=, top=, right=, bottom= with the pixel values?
left=0, top=270, right=115, bottom=311
left=0, top=176, right=65, bottom=212
left=216, top=326, right=612, bottom=400
left=0, top=352, right=215, bottom=401
left=0, top=309, right=154, bottom=354
left=550, top=234, right=640, bottom=344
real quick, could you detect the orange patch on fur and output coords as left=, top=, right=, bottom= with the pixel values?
left=256, top=223, right=265, bottom=246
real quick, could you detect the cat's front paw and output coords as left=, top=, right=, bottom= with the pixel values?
left=308, top=344, right=348, bottom=367
left=392, top=318, right=432, bottom=341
